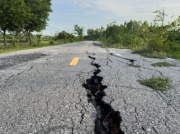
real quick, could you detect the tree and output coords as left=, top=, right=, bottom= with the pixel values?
left=8, top=0, right=29, bottom=44
left=126, top=20, right=134, bottom=32
left=0, top=0, right=8, bottom=46
left=87, top=29, right=95, bottom=38
left=142, top=21, right=149, bottom=32
left=0, top=0, right=27, bottom=45
left=56, top=30, right=75, bottom=42
left=166, top=17, right=180, bottom=51
left=74, top=24, right=83, bottom=40
left=153, top=9, right=167, bottom=26
left=24, top=0, right=52, bottom=45
left=105, top=23, right=124, bottom=45
left=0, top=0, right=52, bottom=46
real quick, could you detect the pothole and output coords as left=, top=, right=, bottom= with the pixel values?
left=82, top=56, right=124, bottom=134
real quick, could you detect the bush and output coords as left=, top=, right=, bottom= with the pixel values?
left=49, top=40, right=54, bottom=45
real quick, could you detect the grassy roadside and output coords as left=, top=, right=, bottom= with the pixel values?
left=0, top=40, right=62, bottom=54
left=133, top=49, right=180, bottom=60
left=101, top=43, right=132, bottom=49
left=101, top=43, right=180, bottom=60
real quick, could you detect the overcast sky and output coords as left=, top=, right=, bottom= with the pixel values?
left=42, top=0, right=180, bottom=35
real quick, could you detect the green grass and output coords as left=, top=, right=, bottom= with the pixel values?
left=152, top=62, right=175, bottom=67
left=138, top=52, right=180, bottom=60
left=135, top=51, right=180, bottom=60
left=133, top=48, right=180, bottom=60
left=101, top=43, right=132, bottom=49
left=132, top=49, right=167, bottom=59
left=139, top=77, right=171, bottom=91
left=102, top=43, right=180, bottom=60
left=0, top=40, right=61, bottom=54
left=167, top=52, right=180, bottom=60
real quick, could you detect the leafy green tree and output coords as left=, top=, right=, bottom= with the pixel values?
left=74, top=24, right=84, bottom=40
left=166, top=17, right=180, bottom=51
left=126, top=20, right=134, bottom=32
left=0, top=0, right=27, bottom=45
left=56, top=30, right=75, bottom=42
left=87, top=29, right=95, bottom=40
left=153, top=10, right=167, bottom=26
left=24, top=0, right=52, bottom=45
left=0, top=0, right=52, bottom=46
left=105, top=24, right=122, bottom=44
left=0, top=0, right=8, bottom=45
left=8, top=0, right=29, bottom=44
left=86, top=28, right=102, bottom=40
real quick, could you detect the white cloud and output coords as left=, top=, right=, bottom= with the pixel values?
left=68, top=0, right=180, bottom=22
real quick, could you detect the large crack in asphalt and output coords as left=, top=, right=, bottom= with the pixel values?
left=82, top=56, right=124, bottom=134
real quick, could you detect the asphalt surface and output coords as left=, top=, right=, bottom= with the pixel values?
left=0, top=41, right=179, bottom=134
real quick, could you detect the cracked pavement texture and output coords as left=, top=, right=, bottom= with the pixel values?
left=0, top=41, right=180, bottom=134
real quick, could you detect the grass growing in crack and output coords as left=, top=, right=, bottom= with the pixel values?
left=152, top=62, right=176, bottom=67
left=139, top=77, right=171, bottom=91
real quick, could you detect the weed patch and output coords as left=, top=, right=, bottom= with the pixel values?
left=139, top=77, right=171, bottom=91
left=152, top=62, right=175, bottom=67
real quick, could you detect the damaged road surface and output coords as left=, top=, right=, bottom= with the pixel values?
left=0, top=41, right=180, bottom=134
left=83, top=56, right=124, bottom=134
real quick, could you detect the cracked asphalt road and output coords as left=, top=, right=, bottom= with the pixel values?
left=0, top=41, right=180, bottom=134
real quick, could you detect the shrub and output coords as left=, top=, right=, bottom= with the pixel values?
left=49, top=40, right=54, bottom=45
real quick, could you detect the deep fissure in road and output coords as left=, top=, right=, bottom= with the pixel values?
left=82, top=56, right=124, bottom=134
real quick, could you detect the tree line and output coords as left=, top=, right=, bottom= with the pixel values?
left=54, top=24, right=84, bottom=43
left=0, top=0, right=52, bottom=46
left=84, top=12, right=180, bottom=59
left=54, top=10, right=180, bottom=59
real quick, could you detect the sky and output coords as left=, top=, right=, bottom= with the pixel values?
left=42, top=0, right=180, bottom=35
